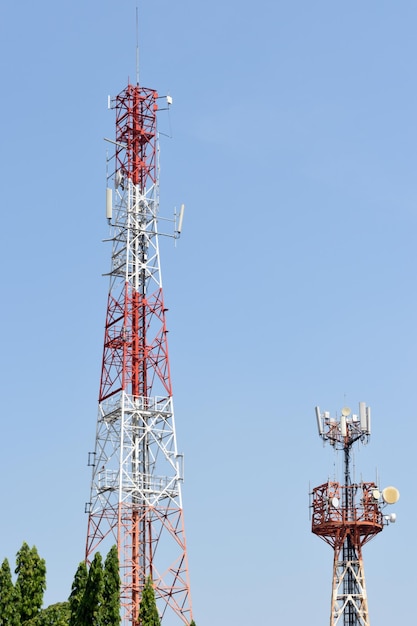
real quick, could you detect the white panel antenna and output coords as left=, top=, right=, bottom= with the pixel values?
left=106, top=188, right=112, bottom=221
left=177, top=203, right=185, bottom=234
left=340, top=415, right=347, bottom=437
left=366, top=406, right=371, bottom=435
left=315, top=406, right=323, bottom=436
left=359, top=402, right=367, bottom=432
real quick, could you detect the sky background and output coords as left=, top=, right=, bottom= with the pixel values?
left=0, top=1, right=416, bottom=624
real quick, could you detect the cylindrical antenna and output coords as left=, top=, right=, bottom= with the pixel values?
left=359, top=401, right=367, bottom=432
left=366, top=406, right=371, bottom=435
left=106, top=188, right=112, bottom=221
left=340, top=414, right=347, bottom=437
left=315, top=406, right=323, bottom=436
left=177, top=203, right=185, bottom=234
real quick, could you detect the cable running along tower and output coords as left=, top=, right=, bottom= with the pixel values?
left=311, top=403, right=398, bottom=626
left=85, top=73, right=192, bottom=624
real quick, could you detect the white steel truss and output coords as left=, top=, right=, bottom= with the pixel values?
left=331, top=544, right=369, bottom=626
left=86, top=86, right=192, bottom=624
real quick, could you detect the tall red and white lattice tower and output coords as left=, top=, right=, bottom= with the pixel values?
left=311, top=403, right=399, bottom=626
left=85, top=81, right=192, bottom=625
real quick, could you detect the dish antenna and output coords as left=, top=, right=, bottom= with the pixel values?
left=382, top=486, right=400, bottom=504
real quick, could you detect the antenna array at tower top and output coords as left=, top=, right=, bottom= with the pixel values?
left=315, top=402, right=371, bottom=449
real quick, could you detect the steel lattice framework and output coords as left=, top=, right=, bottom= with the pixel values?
left=86, top=84, right=193, bottom=626
left=311, top=404, right=398, bottom=626
left=311, top=480, right=383, bottom=626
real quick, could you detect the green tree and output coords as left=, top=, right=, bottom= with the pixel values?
left=68, top=561, right=88, bottom=626
left=25, top=602, right=70, bottom=626
left=138, top=577, right=160, bottom=626
left=15, top=543, right=46, bottom=623
left=0, top=558, right=20, bottom=626
left=102, top=546, right=120, bottom=625
left=38, top=602, right=70, bottom=626
left=77, top=552, right=103, bottom=625
left=189, top=621, right=197, bottom=626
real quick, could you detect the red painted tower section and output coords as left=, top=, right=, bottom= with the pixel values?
left=85, top=83, right=193, bottom=625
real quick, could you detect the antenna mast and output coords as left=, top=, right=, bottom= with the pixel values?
left=85, top=17, right=193, bottom=625
left=311, top=403, right=398, bottom=626
left=136, top=5, right=140, bottom=85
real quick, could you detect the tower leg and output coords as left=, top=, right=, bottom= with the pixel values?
left=331, top=537, right=369, bottom=626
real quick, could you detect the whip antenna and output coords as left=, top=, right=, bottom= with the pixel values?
left=136, top=5, right=140, bottom=85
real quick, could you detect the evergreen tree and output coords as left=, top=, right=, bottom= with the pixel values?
left=0, top=558, right=20, bottom=626
left=102, top=546, right=121, bottom=625
left=68, top=561, right=88, bottom=626
left=138, top=577, right=160, bottom=626
left=190, top=621, right=197, bottom=626
left=15, top=543, right=46, bottom=623
left=77, top=552, right=103, bottom=625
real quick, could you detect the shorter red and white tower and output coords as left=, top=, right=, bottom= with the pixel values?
left=311, top=403, right=399, bottom=626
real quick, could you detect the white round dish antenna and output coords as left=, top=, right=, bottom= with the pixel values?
left=382, top=486, right=400, bottom=504
left=331, top=497, right=339, bottom=508
left=341, top=407, right=351, bottom=417
left=372, top=489, right=380, bottom=500
left=389, top=513, right=397, bottom=523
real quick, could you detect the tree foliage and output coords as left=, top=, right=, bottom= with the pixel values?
left=25, top=602, right=70, bottom=626
left=0, top=558, right=20, bottom=626
left=0, top=543, right=122, bottom=626
left=102, top=546, right=121, bottom=625
left=39, top=602, right=70, bottom=626
left=138, top=577, right=160, bottom=626
left=15, top=543, right=46, bottom=623
left=68, top=561, right=88, bottom=626
left=76, top=552, right=103, bottom=625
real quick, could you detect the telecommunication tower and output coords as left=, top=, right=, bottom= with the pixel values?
left=85, top=77, right=191, bottom=625
left=311, top=403, right=399, bottom=626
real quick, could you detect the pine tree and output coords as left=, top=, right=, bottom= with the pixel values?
left=77, top=552, right=104, bottom=625
left=138, top=577, right=160, bottom=626
left=68, top=561, right=88, bottom=626
left=190, top=621, right=197, bottom=626
left=102, top=546, right=120, bottom=625
left=15, top=543, right=46, bottom=623
left=0, top=558, right=20, bottom=626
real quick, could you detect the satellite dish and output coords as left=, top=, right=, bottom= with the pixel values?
left=341, top=407, right=351, bottom=417
left=331, top=497, right=339, bottom=508
left=382, top=486, right=400, bottom=504
left=389, top=513, right=397, bottom=523
left=372, top=489, right=381, bottom=500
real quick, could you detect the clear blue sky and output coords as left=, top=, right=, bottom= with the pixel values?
left=0, top=1, right=415, bottom=624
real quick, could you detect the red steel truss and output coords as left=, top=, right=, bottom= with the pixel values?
left=85, top=84, right=193, bottom=625
left=311, top=481, right=383, bottom=549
